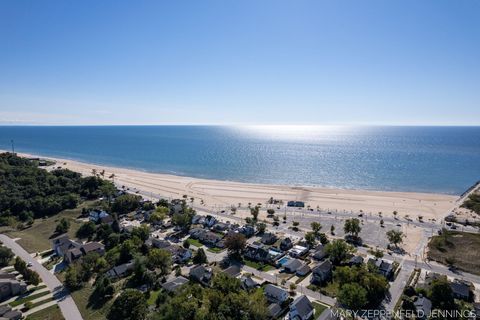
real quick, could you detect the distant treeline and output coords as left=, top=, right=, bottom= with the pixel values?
left=0, top=153, right=115, bottom=226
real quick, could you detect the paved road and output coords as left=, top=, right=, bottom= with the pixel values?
left=0, top=235, right=83, bottom=320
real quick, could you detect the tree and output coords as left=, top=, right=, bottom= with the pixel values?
left=325, top=239, right=355, bottom=265
left=250, top=206, right=260, bottom=221
left=267, top=209, right=275, bottom=216
left=305, top=232, right=316, bottom=247
left=193, top=248, right=208, bottom=264
left=76, top=221, right=96, bottom=239
left=0, top=246, right=14, bottom=267
left=386, top=230, right=405, bottom=247
left=330, top=225, right=335, bottom=235
left=292, top=221, right=300, bottom=231
left=150, top=206, right=169, bottom=224
left=55, top=218, right=70, bottom=234
left=131, top=225, right=150, bottom=242
left=344, top=218, right=361, bottom=237
left=14, top=256, right=27, bottom=274
left=393, top=211, right=398, bottom=218
left=94, top=275, right=115, bottom=299
left=107, top=289, right=148, bottom=320
left=311, top=222, right=322, bottom=236
left=338, top=283, right=368, bottom=310
left=147, top=248, right=172, bottom=275
left=24, top=269, right=40, bottom=285
left=256, top=222, right=266, bottom=234
left=183, top=239, right=190, bottom=249
left=65, top=265, right=82, bottom=290
left=111, top=194, right=142, bottom=215
left=430, top=277, right=456, bottom=310
left=318, top=233, right=329, bottom=245
left=224, top=233, right=246, bottom=258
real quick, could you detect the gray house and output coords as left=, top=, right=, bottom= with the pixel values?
left=0, top=279, right=27, bottom=300
left=311, top=260, right=332, bottom=285
left=289, top=295, right=315, bottom=320
left=264, top=284, right=289, bottom=304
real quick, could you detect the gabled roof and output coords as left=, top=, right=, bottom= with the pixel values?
left=284, top=258, right=303, bottom=271
left=450, top=281, right=470, bottom=297
left=81, top=242, right=104, bottom=254
left=313, top=260, right=332, bottom=274
left=222, top=265, right=241, bottom=277
left=290, top=295, right=314, bottom=318
left=162, top=276, right=189, bottom=292
left=264, top=284, right=288, bottom=299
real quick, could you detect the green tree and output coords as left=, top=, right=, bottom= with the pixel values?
left=250, top=206, right=260, bottom=221
left=111, top=194, right=142, bottom=215
left=338, top=283, right=368, bottom=310
left=325, top=239, right=355, bottom=265
left=430, top=277, right=456, bottom=310
left=193, top=248, right=208, bottom=264
left=65, top=265, right=82, bottom=290
left=76, top=221, right=96, bottom=239
left=147, top=248, right=172, bottom=275
left=55, top=218, right=70, bottom=234
left=386, top=230, right=404, bottom=247
left=256, top=222, right=266, bottom=234
left=224, top=233, right=246, bottom=258
left=24, top=269, right=40, bottom=285
left=305, top=232, right=316, bottom=247
left=344, top=218, right=361, bottom=237
left=107, top=289, right=148, bottom=320
left=131, top=225, right=150, bottom=242
left=0, top=246, right=14, bottom=267
left=14, top=256, right=27, bottom=274
left=311, top=222, right=322, bottom=236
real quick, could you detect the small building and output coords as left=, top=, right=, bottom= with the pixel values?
left=311, top=260, right=332, bottom=285
left=222, top=265, right=241, bottom=278
left=450, top=281, right=471, bottom=301
left=280, top=238, right=293, bottom=251
left=312, top=245, right=327, bottom=261
left=348, top=256, right=364, bottom=266
left=283, top=259, right=303, bottom=274
left=244, top=243, right=270, bottom=262
left=264, top=284, right=289, bottom=304
left=165, top=245, right=192, bottom=264
left=268, top=303, right=283, bottom=318
left=289, top=245, right=309, bottom=258
left=240, top=276, right=259, bottom=291
left=106, top=261, right=134, bottom=279
left=296, top=265, right=311, bottom=277
left=189, top=265, right=213, bottom=287
left=238, top=225, right=255, bottom=238
left=261, top=233, right=278, bottom=245
left=89, top=210, right=109, bottom=223
left=162, top=276, right=189, bottom=293
left=368, top=258, right=393, bottom=279
left=289, top=295, right=314, bottom=320
left=212, top=222, right=229, bottom=232
left=287, top=201, right=305, bottom=208
left=81, top=242, right=105, bottom=256
left=413, top=295, right=432, bottom=319
left=0, top=279, right=27, bottom=300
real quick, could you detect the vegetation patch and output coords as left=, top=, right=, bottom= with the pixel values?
left=312, top=302, right=329, bottom=316
left=25, top=304, right=65, bottom=320
left=428, top=230, right=480, bottom=275
left=9, top=290, right=51, bottom=307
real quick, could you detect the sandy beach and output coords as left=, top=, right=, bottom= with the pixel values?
left=8, top=151, right=459, bottom=221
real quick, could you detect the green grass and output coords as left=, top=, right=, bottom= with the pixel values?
left=312, top=302, right=329, bottom=316
left=428, top=230, right=480, bottom=275
left=207, top=247, right=224, bottom=253
left=3, top=201, right=96, bottom=253
left=70, top=284, right=114, bottom=320
left=147, top=289, right=161, bottom=306
left=243, top=259, right=275, bottom=272
left=187, top=238, right=202, bottom=247
left=9, top=290, right=51, bottom=307
left=26, top=304, right=65, bottom=320
left=25, top=297, right=55, bottom=310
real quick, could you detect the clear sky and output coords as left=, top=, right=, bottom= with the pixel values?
left=0, top=1, right=479, bottom=125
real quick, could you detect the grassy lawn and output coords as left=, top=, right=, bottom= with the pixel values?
left=207, top=247, right=224, bottom=253
left=312, top=302, right=329, bottom=316
left=70, top=284, right=113, bottom=320
left=428, top=230, right=480, bottom=275
left=26, top=297, right=55, bottom=310
left=9, top=291, right=51, bottom=307
left=307, top=281, right=339, bottom=298
left=147, top=289, right=161, bottom=306
left=3, top=201, right=96, bottom=253
left=243, top=259, right=275, bottom=272
left=187, top=238, right=203, bottom=247
left=26, top=304, right=65, bottom=320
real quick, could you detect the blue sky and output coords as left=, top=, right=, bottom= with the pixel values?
left=0, top=0, right=479, bottom=125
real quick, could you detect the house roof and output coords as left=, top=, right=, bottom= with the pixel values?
left=222, top=265, right=241, bottom=277
left=190, top=265, right=211, bottom=281
left=284, top=258, right=303, bottom=271
left=290, top=295, right=314, bottom=318
left=414, top=296, right=432, bottom=314
left=297, top=265, right=311, bottom=275
left=313, top=260, right=332, bottom=274
left=162, top=276, right=189, bottom=292
left=268, top=303, right=282, bottom=317
left=81, top=242, right=104, bottom=253
left=264, top=284, right=288, bottom=299
left=450, top=281, right=470, bottom=297
left=0, top=305, right=12, bottom=317
left=241, top=276, right=258, bottom=289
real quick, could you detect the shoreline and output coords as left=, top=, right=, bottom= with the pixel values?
left=1, top=150, right=458, bottom=221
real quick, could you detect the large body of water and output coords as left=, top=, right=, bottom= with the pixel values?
left=1, top=125, right=479, bottom=195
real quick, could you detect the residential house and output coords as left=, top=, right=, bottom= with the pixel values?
left=289, top=245, right=309, bottom=258
left=189, top=265, right=213, bottom=286
left=51, top=234, right=78, bottom=257
left=149, top=238, right=171, bottom=249
left=261, top=233, right=278, bottom=245
left=413, top=295, right=432, bottom=319
left=0, top=306, right=22, bottom=320
left=280, top=237, right=293, bottom=251
left=89, top=210, right=109, bottom=223
left=100, top=215, right=114, bottom=225
left=165, top=245, right=192, bottom=264
left=162, top=276, right=189, bottom=293
left=63, top=240, right=105, bottom=264
left=311, top=260, right=332, bottom=285
left=296, top=265, right=311, bottom=277
left=268, top=303, right=283, bottom=319
left=289, top=295, right=314, bottom=320
left=197, top=231, right=222, bottom=247
left=450, top=281, right=471, bottom=301
left=348, top=256, right=364, bottom=266
left=81, top=242, right=105, bottom=256
left=264, top=284, right=289, bottom=304
left=240, top=276, right=259, bottom=291
left=0, top=271, right=16, bottom=280
left=212, top=222, right=229, bottom=232
left=368, top=258, right=393, bottom=279
left=244, top=243, right=270, bottom=262
left=238, top=225, right=255, bottom=238
left=106, top=261, right=134, bottom=279
left=284, top=259, right=303, bottom=274
left=312, top=245, right=326, bottom=261
left=222, top=265, right=241, bottom=278
left=0, top=279, right=27, bottom=300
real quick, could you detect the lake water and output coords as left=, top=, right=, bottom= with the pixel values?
left=1, top=125, right=479, bottom=195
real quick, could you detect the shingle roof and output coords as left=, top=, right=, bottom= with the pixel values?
left=291, top=295, right=314, bottom=318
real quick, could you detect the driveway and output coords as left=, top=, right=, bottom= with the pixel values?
left=0, top=234, right=83, bottom=320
